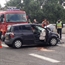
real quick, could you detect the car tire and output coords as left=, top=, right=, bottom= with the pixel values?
left=49, top=37, right=58, bottom=46
left=13, top=39, right=22, bottom=49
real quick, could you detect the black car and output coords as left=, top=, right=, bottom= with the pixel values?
left=5, top=23, right=60, bottom=48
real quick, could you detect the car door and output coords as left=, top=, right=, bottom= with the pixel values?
left=31, top=25, right=40, bottom=43
left=21, top=25, right=35, bottom=45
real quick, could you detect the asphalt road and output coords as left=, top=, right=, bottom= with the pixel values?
left=0, top=34, right=65, bottom=65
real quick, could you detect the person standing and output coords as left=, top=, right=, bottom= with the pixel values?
left=56, top=19, right=63, bottom=39
left=0, top=31, right=2, bottom=48
left=42, top=19, right=49, bottom=28
left=33, top=19, right=38, bottom=24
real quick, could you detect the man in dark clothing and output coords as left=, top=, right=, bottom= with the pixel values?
left=0, top=31, right=2, bottom=48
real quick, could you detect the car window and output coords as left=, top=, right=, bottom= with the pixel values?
left=35, top=26, right=45, bottom=31
left=6, top=14, right=27, bottom=22
left=12, top=25, right=31, bottom=31
left=21, top=25, right=31, bottom=30
left=13, top=26, right=19, bottom=31
left=31, top=25, right=38, bottom=33
left=31, top=25, right=43, bottom=32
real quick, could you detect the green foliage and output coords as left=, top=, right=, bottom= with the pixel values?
left=5, top=0, right=65, bottom=23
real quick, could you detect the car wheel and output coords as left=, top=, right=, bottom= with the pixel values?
left=13, top=40, right=22, bottom=49
left=49, top=37, right=58, bottom=46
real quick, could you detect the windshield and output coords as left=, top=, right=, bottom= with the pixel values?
left=36, top=26, right=45, bottom=31
left=6, top=13, right=27, bottom=22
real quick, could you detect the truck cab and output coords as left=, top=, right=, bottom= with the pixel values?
left=0, top=8, right=28, bottom=40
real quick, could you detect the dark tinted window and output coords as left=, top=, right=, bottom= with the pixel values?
left=13, top=26, right=19, bottom=31
left=13, top=25, right=31, bottom=31
left=21, top=25, right=31, bottom=30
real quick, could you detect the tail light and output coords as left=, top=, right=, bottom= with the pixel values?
left=10, top=33, right=14, bottom=38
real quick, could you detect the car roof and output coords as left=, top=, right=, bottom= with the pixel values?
left=11, top=23, right=30, bottom=27
left=10, top=23, right=39, bottom=27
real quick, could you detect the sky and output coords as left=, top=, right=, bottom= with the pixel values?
left=0, top=0, right=23, bottom=7
left=0, top=0, right=9, bottom=7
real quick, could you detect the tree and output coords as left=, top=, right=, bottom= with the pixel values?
left=5, top=0, right=65, bottom=23
left=5, top=0, right=21, bottom=8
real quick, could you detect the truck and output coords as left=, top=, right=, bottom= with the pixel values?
left=0, top=8, right=28, bottom=41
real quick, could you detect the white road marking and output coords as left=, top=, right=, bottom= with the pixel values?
left=29, top=53, right=60, bottom=63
